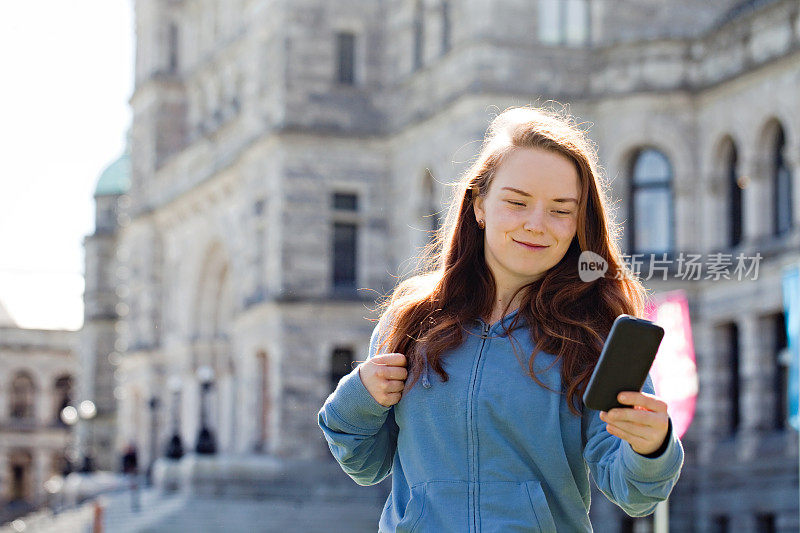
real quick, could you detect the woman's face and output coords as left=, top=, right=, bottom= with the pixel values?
left=473, top=147, right=580, bottom=291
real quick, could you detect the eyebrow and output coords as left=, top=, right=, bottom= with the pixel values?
left=500, top=187, right=578, bottom=203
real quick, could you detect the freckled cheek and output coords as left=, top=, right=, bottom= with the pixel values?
left=554, top=218, right=578, bottom=237
left=491, top=210, right=521, bottom=231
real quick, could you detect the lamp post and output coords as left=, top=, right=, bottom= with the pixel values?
left=60, top=400, right=97, bottom=473
left=195, top=366, right=216, bottom=455
left=60, top=406, right=78, bottom=475
left=164, top=376, right=184, bottom=460
left=146, top=397, right=159, bottom=484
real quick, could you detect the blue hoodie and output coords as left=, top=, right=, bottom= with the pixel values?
left=318, top=309, right=684, bottom=532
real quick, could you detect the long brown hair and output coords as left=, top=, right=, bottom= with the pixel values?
left=374, top=105, right=648, bottom=416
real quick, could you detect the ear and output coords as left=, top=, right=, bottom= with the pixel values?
left=473, top=194, right=485, bottom=223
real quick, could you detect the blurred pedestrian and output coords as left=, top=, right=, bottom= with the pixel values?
left=121, top=443, right=140, bottom=512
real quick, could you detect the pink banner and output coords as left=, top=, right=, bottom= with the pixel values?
left=643, top=290, right=698, bottom=439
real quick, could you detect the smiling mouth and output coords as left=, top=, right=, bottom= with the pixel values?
left=513, top=240, right=549, bottom=250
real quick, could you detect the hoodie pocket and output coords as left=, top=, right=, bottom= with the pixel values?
left=396, top=481, right=469, bottom=533
left=479, top=481, right=557, bottom=533
left=395, top=483, right=426, bottom=533
left=524, top=480, right=558, bottom=533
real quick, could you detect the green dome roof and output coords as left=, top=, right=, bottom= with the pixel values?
left=94, top=150, right=131, bottom=197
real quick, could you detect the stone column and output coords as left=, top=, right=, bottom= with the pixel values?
left=751, top=315, right=775, bottom=431
left=0, top=450, right=7, bottom=501
left=183, top=373, right=199, bottom=451
left=0, top=387, right=7, bottom=425
left=37, top=378, right=53, bottom=427
left=693, top=318, right=717, bottom=464
left=741, top=146, right=769, bottom=243
left=33, top=448, right=49, bottom=506
left=701, top=157, right=725, bottom=252
left=737, top=313, right=761, bottom=459
left=673, top=159, right=699, bottom=252
left=217, top=372, right=231, bottom=454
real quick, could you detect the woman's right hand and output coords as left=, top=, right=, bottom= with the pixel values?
left=358, top=353, right=408, bottom=407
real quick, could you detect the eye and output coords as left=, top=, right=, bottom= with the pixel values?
left=553, top=210, right=572, bottom=215
left=506, top=200, right=525, bottom=207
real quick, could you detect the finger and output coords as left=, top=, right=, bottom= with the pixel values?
left=604, top=422, right=652, bottom=448
left=380, top=366, right=408, bottom=381
left=616, top=391, right=667, bottom=413
left=372, top=353, right=407, bottom=367
left=601, top=409, right=667, bottom=439
left=381, top=392, right=402, bottom=406
left=604, top=418, right=660, bottom=442
left=603, top=407, right=665, bottom=428
left=382, top=380, right=406, bottom=394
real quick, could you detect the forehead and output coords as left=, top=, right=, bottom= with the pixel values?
left=491, top=147, right=580, bottom=196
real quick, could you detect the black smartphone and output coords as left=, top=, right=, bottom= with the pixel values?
left=582, top=314, right=665, bottom=412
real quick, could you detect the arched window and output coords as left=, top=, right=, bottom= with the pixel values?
left=772, top=125, right=793, bottom=236
left=629, top=149, right=673, bottom=254
left=54, top=375, right=73, bottom=424
left=10, top=372, right=36, bottom=420
left=413, top=0, right=425, bottom=71
left=724, top=140, right=743, bottom=247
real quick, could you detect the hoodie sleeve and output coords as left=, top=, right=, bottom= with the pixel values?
left=317, top=318, right=399, bottom=486
left=581, top=374, right=684, bottom=517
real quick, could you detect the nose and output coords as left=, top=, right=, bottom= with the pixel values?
left=523, top=206, right=546, bottom=233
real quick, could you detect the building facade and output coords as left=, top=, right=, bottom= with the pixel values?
left=0, top=304, right=76, bottom=522
left=106, top=0, right=799, bottom=530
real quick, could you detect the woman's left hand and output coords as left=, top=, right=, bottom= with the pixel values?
left=599, top=391, right=670, bottom=455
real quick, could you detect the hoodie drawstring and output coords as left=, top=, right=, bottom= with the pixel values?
left=421, top=345, right=431, bottom=389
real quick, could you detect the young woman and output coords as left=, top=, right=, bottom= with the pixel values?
left=318, top=106, right=684, bottom=532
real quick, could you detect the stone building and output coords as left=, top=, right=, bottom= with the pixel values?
left=0, top=142, right=132, bottom=526
left=76, top=149, right=134, bottom=474
left=107, top=0, right=799, bottom=530
left=0, top=302, right=76, bottom=522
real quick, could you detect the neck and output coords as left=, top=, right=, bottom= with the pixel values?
left=487, top=288, right=525, bottom=323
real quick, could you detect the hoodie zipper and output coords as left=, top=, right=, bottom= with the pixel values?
left=468, top=320, right=491, bottom=533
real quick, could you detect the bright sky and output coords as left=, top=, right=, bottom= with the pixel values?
left=0, top=1, right=134, bottom=331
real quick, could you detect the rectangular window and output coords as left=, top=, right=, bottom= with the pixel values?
left=330, top=347, right=354, bottom=392
left=773, top=312, right=789, bottom=430
left=712, top=515, right=729, bottom=533
left=332, top=192, right=358, bottom=211
left=727, top=323, right=741, bottom=435
left=333, top=222, right=357, bottom=288
left=413, top=2, right=424, bottom=71
left=565, top=0, right=589, bottom=45
left=336, top=32, right=355, bottom=85
left=775, top=165, right=792, bottom=236
left=168, top=23, right=179, bottom=74
left=538, top=0, right=561, bottom=44
left=538, top=0, right=588, bottom=46
left=441, top=1, right=451, bottom=55
left=756, top=513, right=776, bottom=533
